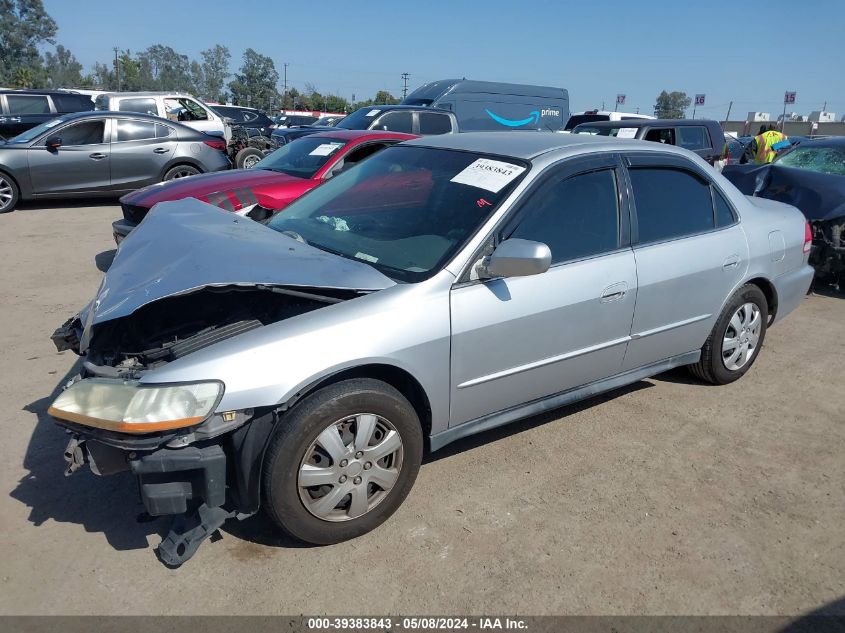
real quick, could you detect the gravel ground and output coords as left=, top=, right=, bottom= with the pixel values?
left=0, top=202, right=842, bottom=616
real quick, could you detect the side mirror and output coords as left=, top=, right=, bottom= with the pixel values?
left=46, top=136, right=62, bottom=150
left=478, top=238, right=552, bottom=279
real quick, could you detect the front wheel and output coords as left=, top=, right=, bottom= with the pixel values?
left=689, top=283, right=768, bottom=385
left=163, top=164, right=200, bottom=181
left=236, top=147, right=264, bottom=169
left=262, top=378, right=423, bottom=545
left=0, top=173, right=20, bottom=214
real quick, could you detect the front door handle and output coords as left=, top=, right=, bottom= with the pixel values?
left=600, top=281, right=629, bottom=303
left=722, top=255, right=740, bottom=270
left=89, top=153, right=107, bottom=160
left=153, top=147, right=169, bottom=154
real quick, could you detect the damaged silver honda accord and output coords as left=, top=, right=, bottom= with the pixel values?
left=49, top=132, right=813, bottom=565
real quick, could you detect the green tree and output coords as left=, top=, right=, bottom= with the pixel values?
left=373, top=90, right=400, bottom=105
left=42, top=44, right=83, bottom=88
left=12, top=66, right=34, bottom=88
left=118, top=51, right=142, bottom=91
left=137, top=44, right=193, bottom=92
left=228, top=48, right=279, bottom=111
left=200, top=44, right=230, bottom=102
left=654, top=90, right=691, bottom=119
left=0, top=0, right=57, bottom=86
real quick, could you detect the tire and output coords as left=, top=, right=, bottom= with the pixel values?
left=163, top=164, right=200, bottom=181
left=236, top=147, right=264, bottom=169
left=689, top=283, right=768, bottom=385
left=0, top=172, right=20, bottom=214
left=262, top=378, right=423, bottom=545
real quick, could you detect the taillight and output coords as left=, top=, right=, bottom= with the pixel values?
left=203, top=138, right=227, bottom=152
left=803, top=220, right=813, bottom=253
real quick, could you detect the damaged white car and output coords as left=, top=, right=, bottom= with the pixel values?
left=50, top=133, right=813, bottom=565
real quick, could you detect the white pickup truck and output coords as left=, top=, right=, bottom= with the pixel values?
left=95, top=92, right=229, bottom=139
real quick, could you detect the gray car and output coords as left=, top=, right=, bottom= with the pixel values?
left=49, top=132, right=813, bottom=565
left=0, top=111, right=230, bottom=213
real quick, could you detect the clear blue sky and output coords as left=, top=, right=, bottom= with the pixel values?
left=43, top=0, right=844, bottom=117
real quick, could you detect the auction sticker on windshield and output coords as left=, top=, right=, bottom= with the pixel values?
left=450, top=158, right=526, bottom=193
left=309, top=142, right=344, bottom=156
left=616, top=127, right=637, bottom=138
left=366, top=109, right=381, bottom=117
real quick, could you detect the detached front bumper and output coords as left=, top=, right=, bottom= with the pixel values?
left=55, top=406, right=278, bottom=566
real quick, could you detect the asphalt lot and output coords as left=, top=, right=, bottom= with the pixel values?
left=0, top=201, right=843, bottom=616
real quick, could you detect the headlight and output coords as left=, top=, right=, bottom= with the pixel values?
left=48, top=379, right=223, bottom=434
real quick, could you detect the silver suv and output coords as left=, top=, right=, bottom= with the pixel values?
left=49, top=132, right=813, bottom=565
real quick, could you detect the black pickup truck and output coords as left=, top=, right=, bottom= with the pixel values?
left=0, top=90, right=94, bottom=140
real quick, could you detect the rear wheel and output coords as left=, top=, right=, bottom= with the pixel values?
left=163, top=165, right=200, bottom=181
left=0, top=173, right=19, bottom=213
left=689, top=283, right=768, bottom=384
left=262, top=378, right=423, bottom=545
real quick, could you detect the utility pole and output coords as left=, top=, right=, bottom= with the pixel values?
left=401, top=72, right=410, bottom=99
left=283, top=63, right=289, bottom=112
left=113, top=47, right=121, bottom=92
left=723, top=101, right=733, bottom=131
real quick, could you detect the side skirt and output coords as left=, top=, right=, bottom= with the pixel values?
left=429, top=350, right=700, bottom=452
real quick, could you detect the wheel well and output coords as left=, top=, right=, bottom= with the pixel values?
left=747, top=277, right=778, bottom=324
left=288, top=364, right=433, bottom=442
left=161, top=161, right=203, bottom=180
left=0, top=168, right=21, bottom=193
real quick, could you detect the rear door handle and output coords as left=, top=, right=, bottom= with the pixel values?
left=89, top=153, right=107, bottom=160
left=600, top=281, right=629, bottom=303
left=722, top=255, right=740, bottom=270
left=153, top=147, right=169, bottom=154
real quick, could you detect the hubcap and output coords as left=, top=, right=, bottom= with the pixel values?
left=298, top=413, right=403, bottom=522
left=0, top=177, right=12, bottom=209
left=722, top=302, right=762, bottom=371
left=243, top=155, right=260, bottom=168
left=170, top=169, right=196, bottom=179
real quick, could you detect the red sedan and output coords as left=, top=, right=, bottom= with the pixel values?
left=113, top=129, right=417, bottom=243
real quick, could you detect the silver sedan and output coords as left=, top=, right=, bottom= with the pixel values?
left=0, top=111, right=230, bottom=213
left=48, top=132, right=813, bottom=565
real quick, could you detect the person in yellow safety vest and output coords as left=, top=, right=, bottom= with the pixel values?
left=752, top=124, right=788, bottom=164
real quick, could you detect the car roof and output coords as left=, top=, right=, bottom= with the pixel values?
left=575, top=118, right=720, bottom=129
left=306, top=129, right=418, bottom=142
left=352, top=104, right=452, bottom=115
left=99, top=91, right=194, bottom=98
left=404, top=130, right=644, bottom=159
left=47, top=110, right=196, bottom=126
left=0, top=89, right=89, bottom=96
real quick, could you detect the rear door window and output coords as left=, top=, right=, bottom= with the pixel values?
left=117, top=98, right=158, bottom=115
left=116, top=119, right=157, bottom=142
left=7, top=95, right=51, bottom=115
left=52, top=94, right=93, bottom=113
left=644, top=128, right=675, bottom=144
left=372, top=111, right=413, bottom=133
left=677, top=126, right=711, bottom=150
left=629, top=167, right=715, bottom=243
left=419, top=112, right=452, bottom=135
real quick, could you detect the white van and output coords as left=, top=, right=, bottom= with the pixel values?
left=95, top=92, right=228, bottom=137
left=563, top=109, right=655, bottom=132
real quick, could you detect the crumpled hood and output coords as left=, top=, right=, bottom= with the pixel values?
left=723, top=163, right=845, bottom=222
left=80, top=198, right=394, bottom=349
left=120, top=169, right=303, bottom=209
